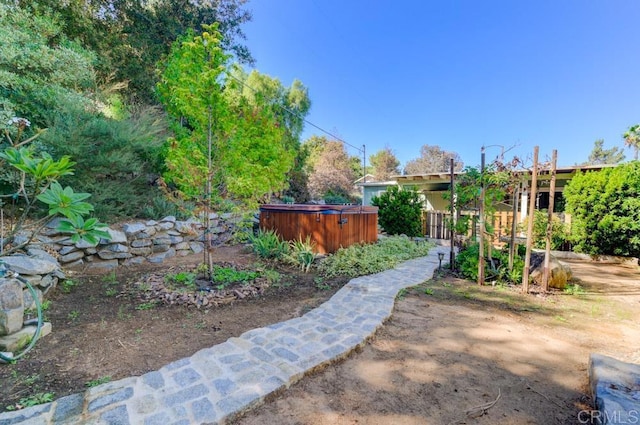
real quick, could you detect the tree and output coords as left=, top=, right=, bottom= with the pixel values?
left=623, top=124, right=640, bottom=161
left=306, top=138, right=356, bottom=200
left=369, top=147, right=400, bottom=181
left=404, top=144, right=463, bottom=175
left=564, top=162, right=640, bottom=257
left=584, top=139, right=625, bottom=165
left=371, top=186, right=422, bottom=236
left=157, top=26, right=299, bottom=208
left=18, top=0, right=254, bottom=103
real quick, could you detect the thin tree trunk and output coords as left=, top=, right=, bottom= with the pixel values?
left=542, top=149, right=558, bottom=292
left=522, top=146, right=539, bottom=293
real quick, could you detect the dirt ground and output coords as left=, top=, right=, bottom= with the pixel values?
left=232, top=259, right=640, bottom=425
left=0, top=245, right=348, bottom=411
left=1, top=250, right=639, bottom=425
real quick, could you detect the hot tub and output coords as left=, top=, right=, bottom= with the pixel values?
left=259, top=204, right=378, bottom=254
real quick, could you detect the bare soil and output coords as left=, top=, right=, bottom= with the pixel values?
left=232, top=259, right=640, bottom=425
left=0, top=244, right=348, bottom=411
left=1, top=249, right=639, bottom=425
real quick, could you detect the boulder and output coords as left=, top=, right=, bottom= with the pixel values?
left=0, top=278, right=23, bottom=336
left=530, top=252, right=572, bottom=289
left=102, top=229, right=127, bottom=244
left=122, top=222, right=147, bottom=236
left=1, top=255, right=59, bottom=275
left=26, top=248, right=60, bottom=266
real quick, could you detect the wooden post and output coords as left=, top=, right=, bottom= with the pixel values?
left=522, top=146, right=539, bottom=293
left=508, top=183, right=519, bottom=271
left=450, top=158, right=455, bottom=268
left=542, top=149, right=558, bottom=292
left=478, top=148, right=485, bottom=285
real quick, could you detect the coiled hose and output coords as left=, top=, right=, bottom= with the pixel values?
left=0, top=262, right=43, bottom=363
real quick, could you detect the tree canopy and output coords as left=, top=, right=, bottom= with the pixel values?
left=404, top=144, right=463, bottom=175
left=304, top=137, right=357, bottom=201
left=369, top=147, right=400, bottom=181
left=584, top=139, right=625, bottom=165
left=157, top=26, right=310, bottom=208
left=623, top=124, right=640, bottom=161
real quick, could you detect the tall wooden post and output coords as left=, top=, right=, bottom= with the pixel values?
left=478, top=148, right=485, bottom=285
left=449, top=157, right=455, bottom=268
left=508, top=183, right=519, bottom=271
left=542, top=149, right=558, bottom=292
left=522, top=146, right=539, bottom=293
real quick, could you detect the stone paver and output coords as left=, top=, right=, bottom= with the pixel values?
left=0, top=250, right=445, bottom=425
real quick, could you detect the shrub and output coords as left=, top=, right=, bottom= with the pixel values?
left=318, top=235, right=434, bottom=278
left=248, top=229, right=289, bottom=259
left=564, top=162, right=640, bottom=257
left=518, top=210, right=568, bottom=250
left=371, top=186, right=422, bottom=237
left=287, top=235, right=316, bottom=272
left=455, top=243, right=524, bottom=284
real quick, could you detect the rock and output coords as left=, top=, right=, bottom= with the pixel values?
left=153, top=236, right=172, bottom=246
left=59, top=246, right=77, bottom=256
left=529, top=252, right=572, bottom=289
left=148, top=248, right=176, bottom=264
left=26, top=248, right=60, bottom=266
left=97, top=249, right=131, bottom=260
left=175, top=221, right=197, bottom=235
left=1, top=255, right=59, bottom=275
left=174, top=242, right=191, bottom=251
left=160, top=216, right=176, bottom=223
left=145, top=220, right=158, bottom=226
left=75, top=238, right=98, bottom=249
left=130, top=247, right=152, bottom=256
left=0, top=322, right=51, bottom=352
left=122, top=222, right=147, bottom=236
left=131, top=239, right=152, bottom=248
left=122, top=257, right=147, bottom=267
left=101, top=229, right=127, bottom=244
left=22, top=287, right=43, bottom=311
left=84, top=260, right=119, bottom=272
left=189, top=242, right=205, bottom=254
left=0, top=278, right=24, bottom=336
left=59, top=251, right=85, bottom=264
left=589, top=353, right=640, bottom=425
left=157, top=221, right=174, bottom=231
left=64, top=259, right=85, bottom=269
left=170, top=235, right=184, bottom=244
left=152, top=244, right=170, bottom=253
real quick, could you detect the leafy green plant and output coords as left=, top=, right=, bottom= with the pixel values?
left=5, top=392, right=54, bottom=411
left=314, top=277, right=331, bottom=291
left=456, top=243, right=524, bottom=285
left=287, top=235, right=316, bottom=272
left=67, top=310, right=80, bottom=320
left=564, top=284, right=586, bottom=296
left=518, top=210, right=568, bottom=250
left=85, top=376, right=111, bottom=388
left=424, top=288, right=434, bottom=295
left=371, top=186, right=422, bottom=236
left=211, top=265, right=259, bottom=287
left=248, top=229, right=289, bottom=260
left=60, top=279, right=80, bottom=294
left=262, top=269, right=281, bottom=285
left=136, top=301, right=157, bottom=311
left=164, top=271, right=197, bottom=291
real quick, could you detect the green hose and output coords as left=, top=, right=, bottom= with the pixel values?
left=0, top=265, right=43, bottom=364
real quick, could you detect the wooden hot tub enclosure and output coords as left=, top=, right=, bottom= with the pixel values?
left=259, top=204, right=379, bottom=254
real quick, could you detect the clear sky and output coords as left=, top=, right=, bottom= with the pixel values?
left=242, top=0, right=640, bottom=170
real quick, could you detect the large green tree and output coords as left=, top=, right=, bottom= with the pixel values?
left=157, top=26, right=302, bottom=207
left=18, top=0, right=253, bottom=103
left=564, top=162, right=640, bottom=256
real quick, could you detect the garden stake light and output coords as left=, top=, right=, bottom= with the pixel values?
left=438, top=252, right=444, bottom=271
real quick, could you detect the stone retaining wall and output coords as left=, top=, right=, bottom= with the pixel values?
left=0, top=213, right=242, bottom=342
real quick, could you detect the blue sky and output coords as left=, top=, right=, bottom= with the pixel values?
left=242, top=0, right=640, bottom=170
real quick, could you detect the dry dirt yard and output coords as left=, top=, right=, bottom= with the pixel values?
left=232, top=259, right=640, bottom=425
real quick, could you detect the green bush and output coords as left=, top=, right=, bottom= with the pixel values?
left=318, top=235, right=434, bottom=278
left=287, top=235, right=316, bottom=273
left=455, top=243, right=524, bottom=284
left=371, top=186, right=422, bottom=237
left=564, top=162, right=640, bottom=257
left=518, top=210, right=568, bottom=250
